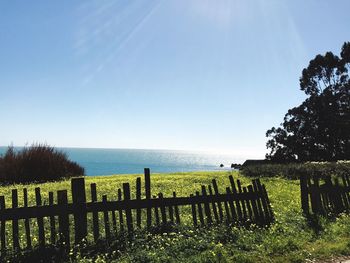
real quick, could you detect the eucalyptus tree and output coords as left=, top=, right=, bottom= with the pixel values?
left=266, top=42, right=350, bottom=162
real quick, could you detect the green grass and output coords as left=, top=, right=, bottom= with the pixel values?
left=1, top=171, right=350, bottom=262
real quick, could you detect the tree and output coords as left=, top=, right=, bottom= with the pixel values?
left=266, top=42, right=350, bottom=162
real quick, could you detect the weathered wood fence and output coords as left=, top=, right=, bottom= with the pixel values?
left=300, top=174, right=350, bottom=215
left=0, top=168, right=273, bottom=252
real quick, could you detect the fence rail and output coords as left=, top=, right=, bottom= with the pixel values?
left=300, top=174, right=350, bottom=215
left=0, top=168, right=274, bottom=252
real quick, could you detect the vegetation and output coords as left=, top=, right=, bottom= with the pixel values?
left=0, top=171, right=349, bottom=262
left=240, top=161, right=350, bottom=179
left=0, top=144, right=84, bottom=184
left=266, top=42, right=350, bottom=162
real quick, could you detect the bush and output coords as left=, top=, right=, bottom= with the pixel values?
left=0, top=144, right=84, bottom=184
left=240, top=161, right=350, bottom=180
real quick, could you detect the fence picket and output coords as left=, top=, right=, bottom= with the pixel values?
left=11, top=189, right=20, bottom=250
left=190, top=194, right=198, bottom=227
left=153, top=195, right=160, bottom=226
left=118, top=189, right=124, bottom=232
left=90, top=183, right=99, bottom=242
left=173, top=192, right=181, bottom=224
left=48, top=192, right=56, bottom=244
left=247, top=185, right=259, bottom=222
left=57, top=190, right=69, bottom=248
left=145, top=168, right=152, bottom=228
left=237, top=180, right=247, bottom=221
left=158, top=193, right=167, bottom=224
left=300, top=175, right=309, bottom=214
left=256, top=179, right=270, bottom=223
left=35, top=187, right=45, bottom=247
left=196, top=191, right=205, bottom=226
left=262, top=185, right=274, bottom=221
left=23, top=188, right=32, bottom=249
left=334, top=178, right=344, bottom=213
left=208, top=185, right=219, bottom=223
left=212, top=179, right=223, bottom=222
left=201, top=186, right=212, bottom=225
left=136, top=177, right=142, bottom=228
left=123, top=183, right=133, bottom=234
left=243, top=187, right=253, bottom=222
left=253, top=180, right=264, bottom=224
left=226, top=187, right=237, bottom=223
left=112, top=211, right=117, bottom=235
left=102, top=195, right=110, bottom=241
left=223, top=198, right=231, bottom=223
left=230, top=176, right=243, bottom=222
left=169, top=202, right=174, bottom=224
left=341, top=175, right=350, bottom=210
left=0, top=196, right=6, bottom=252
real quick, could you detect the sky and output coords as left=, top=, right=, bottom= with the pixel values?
left=0, top=0, right=349, bottom=159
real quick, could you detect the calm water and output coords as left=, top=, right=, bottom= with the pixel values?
left=0, top=147, right=242, bottom=176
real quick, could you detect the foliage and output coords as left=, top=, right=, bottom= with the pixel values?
left=240, top=161, right=350, bottom=179
left=0, top=144, right=84, bottom=184
left=0, top=171, right=349, bottom=262
left=266, top=42, right=350, bottom=162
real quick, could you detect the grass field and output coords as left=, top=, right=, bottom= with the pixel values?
left=1, top=171, right=350, bottom=262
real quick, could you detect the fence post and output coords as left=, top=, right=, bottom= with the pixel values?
left=300, top=175, right=309, bottom=214
left=71, top=178, right=87, bottom=244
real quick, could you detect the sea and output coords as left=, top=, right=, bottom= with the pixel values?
left=0, top=147, right=243, bottom=176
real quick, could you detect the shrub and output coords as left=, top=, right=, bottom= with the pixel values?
left=0, top=144, right=84, bottom=184
left=240, top=161, right=350, bottom=180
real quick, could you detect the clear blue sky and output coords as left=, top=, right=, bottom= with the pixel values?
left=0, top=0, right=349, bottom=159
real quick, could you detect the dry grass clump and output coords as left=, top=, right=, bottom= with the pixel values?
left=0, top=144, right=84, bottom=184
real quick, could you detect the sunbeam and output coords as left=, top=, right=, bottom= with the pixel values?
left=75, top=0, right=161, bottom=84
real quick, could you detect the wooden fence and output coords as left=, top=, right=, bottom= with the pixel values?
left=300, top=174, right=350, bottom=215
left=0, top=168, right=273, bottom=252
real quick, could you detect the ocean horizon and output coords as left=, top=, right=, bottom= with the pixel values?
left=0, top=147, right=244, bottom=176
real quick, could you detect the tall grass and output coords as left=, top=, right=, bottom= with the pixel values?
left=0, top=144, right=84, bottom=184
